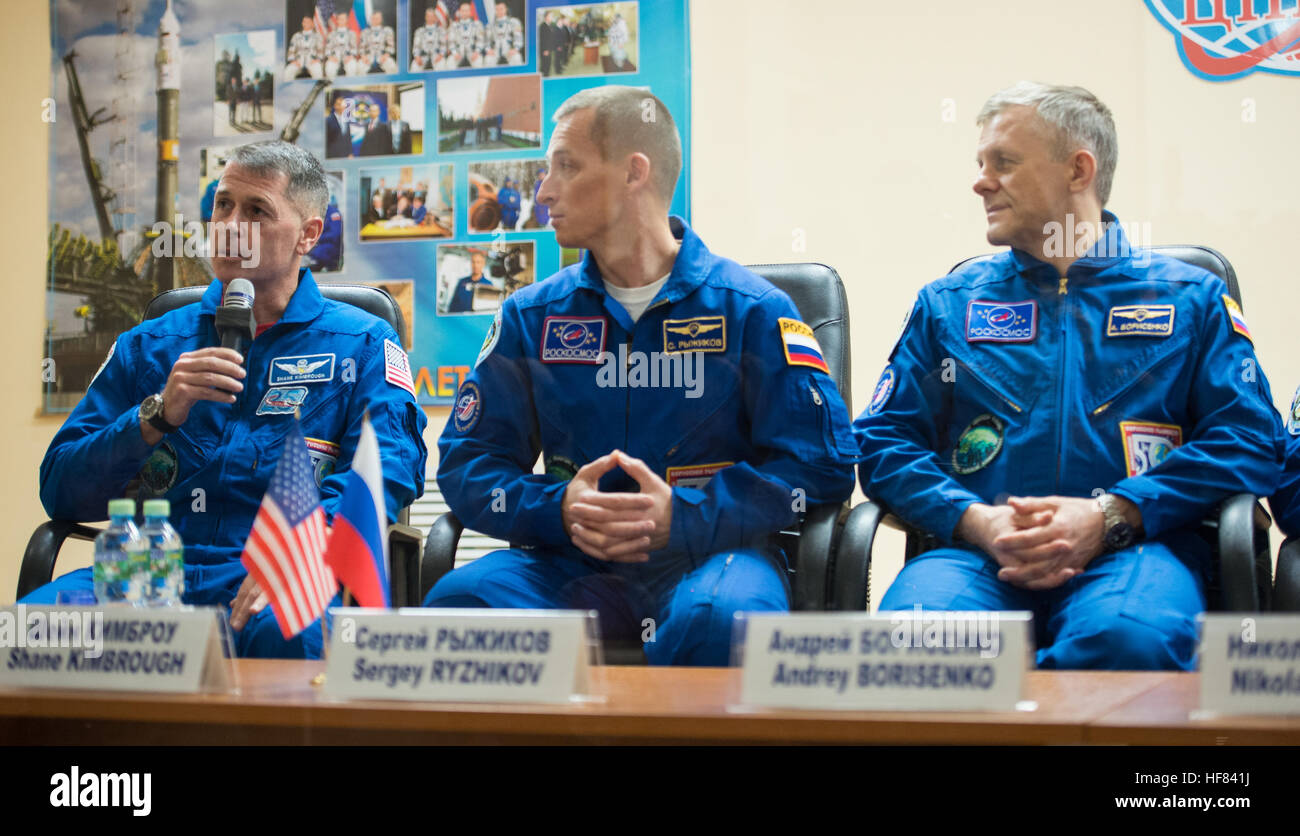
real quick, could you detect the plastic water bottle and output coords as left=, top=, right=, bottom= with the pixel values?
left=93, top=499, right=146, bottom=604
left=140, top=499, right=184, bottom=606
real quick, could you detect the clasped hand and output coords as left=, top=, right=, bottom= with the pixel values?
left=959, top=495, right=1106, bottom=590
left=560, top=450, right=672, bottom=563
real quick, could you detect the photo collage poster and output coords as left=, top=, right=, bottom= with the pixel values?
left=45, top=0, right=691, bottom=409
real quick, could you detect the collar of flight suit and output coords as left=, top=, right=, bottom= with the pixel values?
left=572, top=215, right=712, bottom=312
left=1007, top=209, right=1134, bottom=283
left=198, top=268, right=325, bottom=327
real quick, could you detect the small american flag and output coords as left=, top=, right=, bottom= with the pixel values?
left=384, top=337, right=416, bottom=396
left=240, top=421, right=336, bottom=639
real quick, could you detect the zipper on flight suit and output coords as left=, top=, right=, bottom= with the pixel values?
left=1053, top=275, right=1070, bottom=490
left=623, top=297, right=673, bottom=451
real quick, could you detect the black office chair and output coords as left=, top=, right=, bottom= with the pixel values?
left=19, top=282, right=425, bottom=607
left=1275, top=536, right=1300, bottom=611
left=420, top=263, right=859, bottom=663
left=837, top=245, right=1274, bottom=613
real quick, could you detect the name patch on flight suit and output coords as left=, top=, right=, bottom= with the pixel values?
left=541, top=316, right=606, bottom=363
left=666, top=461, right=734, bottom=489
left=1288, top=387, right=1300, bottom=437
left=965, top=300, right=1037, bottom=343
left=305, top=437, right=340, bottom=486
left=1120, top=421, right=1183, bottom=477
left=663, top=316, right=726, bottom=353
left=778, top=318, right=830, bottom=374
left=453, top=381, right=482, bottom=433
left=1106, top=304, right=1175, bottom=337
left=269, top=353, right=335, bottom=385
left=256, top=386, right=308, bottom=415
left=1223, top=295, right=1253, bottom=343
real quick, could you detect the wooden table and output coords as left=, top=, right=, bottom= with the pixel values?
left=0, top=663, right=1258, bottom=746
left=1085, top=674, right=1300, bottom=745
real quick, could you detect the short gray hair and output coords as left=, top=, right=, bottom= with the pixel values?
left=227, top=140, right=329, bottom=219
left=553, top=86, right=682, bottom=204
left=977, top=82, right=1117, bottom=206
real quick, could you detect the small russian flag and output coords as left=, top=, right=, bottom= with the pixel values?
left=1223, top=294, right=1252, bottom=343
left=779, top=317, right=830, bottom=374
left=322, top=412, right=390, bottom=608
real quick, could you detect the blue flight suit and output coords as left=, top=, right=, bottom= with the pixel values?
left=1270, top=386, right=1300, bottom=538
left=426, top=216, right=858, bottom=665
left=26, top=270, right=428, bottom=658
left=497, top=184, right=521, bottom=229
left=447, top=275, right=493, bottom=313
left=855, top=214, right=1284, bottom=670
left=308, top=199, right=343, bottom=271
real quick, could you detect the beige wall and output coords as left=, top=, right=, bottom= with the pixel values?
left=5, top=0, right=1299, bottom=603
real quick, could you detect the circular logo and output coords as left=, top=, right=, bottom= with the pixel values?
left=952, top=414, right=1005, bottom=475
left=867, top=366, right=896, bottom=416
left=139, top=442, right=179, bottom=496
left=987, top=307, right=1016, bottom=330
left=453, top=381, right=482, bottom=434
left=544, top=455, right=578, bottom=482
left=559, top=323, right=589, bottom=349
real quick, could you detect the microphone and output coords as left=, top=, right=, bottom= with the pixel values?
left=215, top=278, right=256, bottom=358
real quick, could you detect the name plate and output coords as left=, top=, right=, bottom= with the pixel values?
left=1199, top=614, right=1300, bottom=715
left=323, top=608, right=593, bottom=703
left=737, top=611, right=1032, bottom=711
left=0, top=604, right=230, bottom=694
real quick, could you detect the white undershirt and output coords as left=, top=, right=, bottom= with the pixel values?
left=604, top=273, right=670, bottom=322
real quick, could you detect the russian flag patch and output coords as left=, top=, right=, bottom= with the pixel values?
left=778, top=317, right=830, bottom=374
left=1223, top=295, right=1252, bottom=343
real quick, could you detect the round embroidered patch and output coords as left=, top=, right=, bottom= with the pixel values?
left=1288, top=386, right=1300, bottom=437
left=952, top=413, right=1005, bottom=475
left=544, top=454, right=579, bottom=481
left=867, top=366, right=896, bottom=416
left=452, top=381, right=482, bottom=434
left=140, top=442, right=179, bottom=495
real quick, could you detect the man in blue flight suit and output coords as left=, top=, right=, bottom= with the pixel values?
left=445, top=249, right=493, bottom=313
left=855, top=82, right=1285, bottom=671
left=497, top=176, right=521, bottom=230
left=26, top=141, right=428, bottom=658
left=425, top=87, right=858, bottom=665
left=306, top=192, right=343, bottom=271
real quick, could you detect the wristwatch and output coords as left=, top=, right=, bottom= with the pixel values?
left=1096, top=492, right=1140, bottom=553
left=140, top=393, right=178, bottom=435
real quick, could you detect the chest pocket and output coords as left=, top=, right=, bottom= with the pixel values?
left=1086, top=328, right=1193, bottom=418
left=250, top=381, right=351, bottom=470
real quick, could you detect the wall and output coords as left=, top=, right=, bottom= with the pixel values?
left=5, top=0, right=1299, bottom=604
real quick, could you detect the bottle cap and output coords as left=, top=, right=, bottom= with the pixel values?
left=143, top=499, right=171, bottom=517
left=107, top=498, right=136, bottom=517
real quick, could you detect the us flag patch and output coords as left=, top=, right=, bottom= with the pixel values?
left=384, top=338, right=415, bottom=396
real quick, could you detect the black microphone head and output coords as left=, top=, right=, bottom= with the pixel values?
left=222, top=278, right=255, bottom=310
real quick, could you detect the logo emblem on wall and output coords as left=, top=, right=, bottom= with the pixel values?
left=1145, top=1, right=1300, bottom=81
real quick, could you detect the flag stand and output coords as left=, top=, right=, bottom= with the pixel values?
left=310, top=587, right=353, bottom=687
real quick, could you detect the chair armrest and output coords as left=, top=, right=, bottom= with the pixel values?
left=387, top=522, right=423, bottom=607
left=831, top=501, right=888, bottom=612
left=420, top=512, right=464, bottom=604
left=790, top=502, right=843, bottom=612
left=1275, top=536, right=1300, bottom=613
left=17, top=520, right=102, bottom=600
left=1216, top=493, right=1270, bottom=612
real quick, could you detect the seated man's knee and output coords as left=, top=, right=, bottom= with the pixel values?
left=235, top=606, right=322, bottom=659
left=878, top=548, right=1001, bottom=611
left=1044, top=615, right=1197, bottom=671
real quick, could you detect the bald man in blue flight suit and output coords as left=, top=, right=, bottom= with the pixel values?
left=856, top=83, right=1284, bottom=671
left=26, top=141, right=428, bottom=658
left=426, top=87, right=858, bottom=665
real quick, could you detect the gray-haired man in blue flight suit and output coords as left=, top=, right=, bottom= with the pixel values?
left=426, top=86, right=858, bottom=665
left=26, top=141, right=428, bottom=658
left=855, top=82, right=1285, bottom=671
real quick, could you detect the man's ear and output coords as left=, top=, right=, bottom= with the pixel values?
left=626, top=152, right=652, bottom=193
left=296, top=216, right=325, bottom=255
left=1068, top=148, right=1098, bottom=196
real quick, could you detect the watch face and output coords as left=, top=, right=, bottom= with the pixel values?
left=1105, top=522, right=1135, bottom=551
left=141, top=395, right=161, bottom=419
